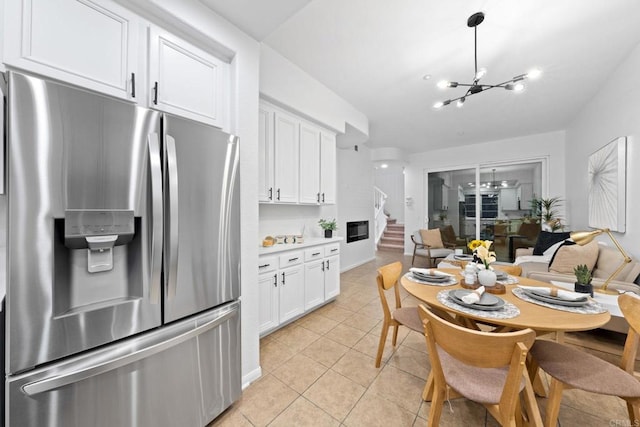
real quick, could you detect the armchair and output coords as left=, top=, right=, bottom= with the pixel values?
left=411, top=229, right=454, bottom=267
left=439, top=225, right=468, bottom=250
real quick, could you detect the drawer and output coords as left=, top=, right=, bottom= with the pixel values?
left=324, top=243, right=340, bottom=257
left=257, top=256, right=278, bottom=274
left=304, top=247, right=324, bottom=262
left=279, top=251, right=303, bottom=268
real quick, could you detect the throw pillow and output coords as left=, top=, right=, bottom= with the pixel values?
left=533, top=231, right=571, bottom=255
left=549, top=240, right=599, bottom=275
left=547, top=240, right=576, bottom=267
left=420, top=229, right=444, bottom=249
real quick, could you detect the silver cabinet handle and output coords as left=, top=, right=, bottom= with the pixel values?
left=148, top=133, right=163, bottom=304
left=326, top=260, right=330, bottom=270
left=288, top=257, right=299, bottom=262
left=331, top=248, right=338, bottom=252
left=259, top=263, right=271, bottom=269
left=281, top=272, right=285, bottom=285
left=273, top=274, right=277, bottom=287
left=165, top=134, right=179, bottom=300
left=312, top=252, right=321, bottom=256
left=22, top=304, right=239, bottom=396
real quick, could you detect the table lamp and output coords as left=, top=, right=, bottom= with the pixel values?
left=569, top=228, right=631, bottom=295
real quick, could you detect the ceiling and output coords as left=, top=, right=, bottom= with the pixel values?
left=200, top=0, right=640, bottom=154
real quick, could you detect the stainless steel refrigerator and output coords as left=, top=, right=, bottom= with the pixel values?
left=1, top=71, right=241, bottom=426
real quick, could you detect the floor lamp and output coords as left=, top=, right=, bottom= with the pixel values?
left=569, top=229, right=631, bottom=295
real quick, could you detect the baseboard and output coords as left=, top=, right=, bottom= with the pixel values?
left=242, top=366, right=262, bottom=389
left=340, top=256, right=376, bottom=272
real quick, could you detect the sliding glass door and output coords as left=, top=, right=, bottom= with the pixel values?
left=427, top=160, right=544, bottom=262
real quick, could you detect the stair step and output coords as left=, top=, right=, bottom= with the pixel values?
left=383, top=230, right=404, bottom=237
left=380, top=236, right=403, bottom=244
left=377, top=243, right=404, bottom=253
left=387, top=218, right=397, bottom=225
left=386, top=224, right=404, bottom=231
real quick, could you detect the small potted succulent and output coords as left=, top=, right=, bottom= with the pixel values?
left=573, top=264, right=593, bottom=297
left=318, top=218, right=337, bottom=238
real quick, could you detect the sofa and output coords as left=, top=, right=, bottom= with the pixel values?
left=515, top=243, right=640, bottom=332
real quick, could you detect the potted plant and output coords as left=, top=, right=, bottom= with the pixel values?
left=318, top=218, right=337, bottom=238
left=573, top=264, right=593, bottom=297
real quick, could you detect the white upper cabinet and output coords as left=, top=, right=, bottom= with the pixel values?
left=319, top=132, right=336, bottom=204
left=272, top=110, right=299, bottom=203
left=3, top=0, right=139, bottom=100
left=148, top=27, right=229, bottom=130
left=258, top=106, right=275, bottom=202
left=299, top=122, right=321, bottom=204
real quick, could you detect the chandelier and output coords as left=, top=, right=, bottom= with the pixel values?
left=433, top=12, right=541, bottom=109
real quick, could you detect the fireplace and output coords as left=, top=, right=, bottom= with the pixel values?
left=346, top=220, right=369, bottom=243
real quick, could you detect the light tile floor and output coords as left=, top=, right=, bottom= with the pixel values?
left=211, top=251, right=633, bottom=426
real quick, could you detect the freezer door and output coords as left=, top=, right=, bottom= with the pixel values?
left=7, top=301, right=241, bottom=427
left=163, top=115, right=240, bottom=322
left=6, top=72, right=163, bottom=373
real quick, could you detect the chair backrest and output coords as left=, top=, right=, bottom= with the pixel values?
left=418, top=304, right=535, bottom=415
left=377, top=262, right=403, bottom=319
left=440, top=225, right=456, bottom=244
left=619, top=294, right=640, bottom=373
left=517, top=222, right=541, bottom=240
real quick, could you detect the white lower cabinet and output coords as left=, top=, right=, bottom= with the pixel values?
left=258, top=242, right=340, bottom=336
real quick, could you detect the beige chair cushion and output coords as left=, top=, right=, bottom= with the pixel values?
left=420, top=229, right=444, bottom=248
left=593, top=244, right=640, bottom=283
left=392, top=307, right=423, bottom=332
left=549, top=240, right=599, bottom=275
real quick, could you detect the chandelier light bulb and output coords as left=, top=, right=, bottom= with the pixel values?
left=475, top=67, right=487, bottom=80
left=514, top=82, right=525, bottom=92
left=437, top=80, right=449, bottom=89
left=456, top=97, right=466, bottom=108
left=527, top=68, right=542, bottom=79
left=433, top=101, right=444, bottom=109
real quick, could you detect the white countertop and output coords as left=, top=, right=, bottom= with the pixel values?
left=259, top=237, right=343, bottom=256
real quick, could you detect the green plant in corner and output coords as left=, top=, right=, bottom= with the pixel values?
left=573, top=264, right=592, bottom=285
left=318, top=218, right=337, bottom=231
left=540, top=196, right=564, bottom=231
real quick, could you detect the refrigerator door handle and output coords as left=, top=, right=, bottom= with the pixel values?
left=21, top=303, right=239, bottom=396
left=148, top=133, right=163, bottom=304
left=165, top=134, right=179, bottom=299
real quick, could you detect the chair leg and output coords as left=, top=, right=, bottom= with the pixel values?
left=422, top=371, right=434, bottom=401
left=375, top=321, right=389, bottom=368
left=412, top=247, right=417, bottom=266
left=522, top=373, right=543, bottom=427
left=544, top=378, right=565, bottom=427
left=427, top=386, right=446, bottom=427
left=392, top=324, right=399, bottom=346
left=626, top=398, right=640, bottom=425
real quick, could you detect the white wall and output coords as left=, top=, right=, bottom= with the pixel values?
left=404, top=131, right=566, bottom=253
left=374, top=164, right=405, bottom=223
left=120, top=0, right=263, bottom=387
left=565, top=41, right=640, bottom=261
left=337, top=144, right=376, bottom=270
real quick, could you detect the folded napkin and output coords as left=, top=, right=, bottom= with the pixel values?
left=461, top=286, right=486, bottom=304
left=518, top=285, right=588, bottom=301
left=409, top=268, right=452, bottom=277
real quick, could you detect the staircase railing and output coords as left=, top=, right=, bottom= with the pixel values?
left=374, top=186, right=388, bottom=244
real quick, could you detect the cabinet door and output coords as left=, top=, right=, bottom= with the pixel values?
left=273, top=111, right=299, bottom=203
left=279, top=265, right=304, bottom=323
left=304, top=260, right=325, bottom=310
left=149, top=27, right=229, bottom=130
left=319, top=132, right=337, bottom=204
left=258, top=272, right=279, bottom=334
left=258, top=106, right=275, bottom=202
left=324, top=255, right=340, bottom=300
left=299, top=123, right=321, bottom=204
left=3, top=0, right=138, bottom=100
left=501, top=188, right=518, bottom=210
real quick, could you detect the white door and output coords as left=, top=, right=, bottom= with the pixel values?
left=273, top=112, right=299, bottom=203
left=320, top=132, right=337, bottom=204
left=298, top=123, right=321, bottom=204
left=304, top=260, right=325, bottom=310
left=324, top=255, right=340, bottom=300
left=149, top=26, right=229, bottom=130
left=3, top=0, right=139, bottom=100
left=279, top=265, right=304, bottom=323
left=258, top=106, right=275, bottom=202
left=258, top=272, right=279, bottom=334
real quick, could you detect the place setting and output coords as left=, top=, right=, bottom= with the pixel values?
left=437, top=285, right=520, bottom=319
left=406, top=267, right=458, bottom=286
left=512, top=285, right=607, bottom=314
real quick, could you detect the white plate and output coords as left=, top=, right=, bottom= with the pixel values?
left=452, top=290, right=500, bottom=306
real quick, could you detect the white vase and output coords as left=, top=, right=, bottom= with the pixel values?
left=478, top=269, right=497, bottom=287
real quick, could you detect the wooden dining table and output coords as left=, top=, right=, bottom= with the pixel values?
left=402, top=269, right=612, bottom=400
left=401, top=269, right=611, bottom=334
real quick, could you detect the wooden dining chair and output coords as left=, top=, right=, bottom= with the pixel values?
left=418, top=304, right=542, bottom=426
left=529, top=293, right=640, bottom=426
left=375, top=261, right=422, bottom=368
